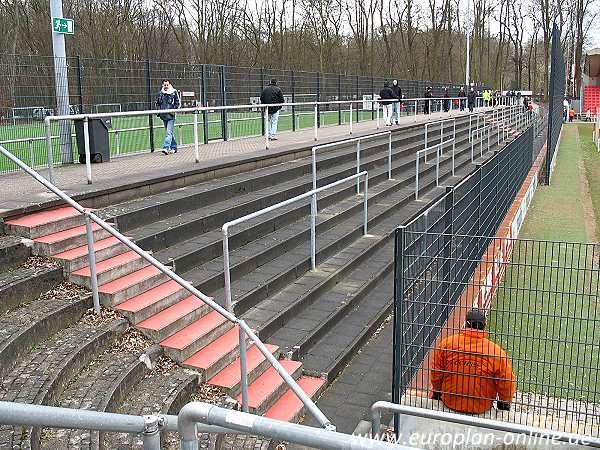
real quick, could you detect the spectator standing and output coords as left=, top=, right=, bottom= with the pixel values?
left=467, top=87, right=476, bottom=112
left=443, top=87, right=450, bottom=113
left=156, top=79, right=181, bottom=155
left=563, top=98, right=570, bottom=122
left=424, top=86, right=433, bottom=114
left=569, top=108, right=576, bottom=122
left=260, top=79, right=285, bottom=140
left=391, top=80, right=402, bottom=125
left=431, top=309, right=516, bottom=414
left=379, top=81, right=395, bottom=126
left=458, top=87, right=466, bottom=111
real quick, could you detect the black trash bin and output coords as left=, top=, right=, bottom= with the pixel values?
left=74, top=118, right=110, bottom=164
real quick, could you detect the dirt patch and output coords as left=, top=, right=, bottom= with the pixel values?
left=576, top=128, right=599, bottom=243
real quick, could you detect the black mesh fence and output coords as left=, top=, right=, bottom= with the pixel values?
left=393, top=126, right=534, bottom=409
left=544, top=23, right=566, bottom=184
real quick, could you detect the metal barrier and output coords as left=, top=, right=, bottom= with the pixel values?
left=311, top=131, right=391, bottom=194
left=424, top=118, right=456, bottom=154
left=370, top=402, right=600, bottom=447
left=0, top=144, right=335, bottom=431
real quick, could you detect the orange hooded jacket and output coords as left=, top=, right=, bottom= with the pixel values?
left=431, top=329, right=516, bottom=414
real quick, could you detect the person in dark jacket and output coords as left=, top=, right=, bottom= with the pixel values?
left=467, top=87, right=476, bottom=112
left=424, top=86, right=433, bottom=114
left=260, top=79, right=285, bottom=140
left=379, top=81, right=395, bottom=126
left=458, top=87, right=466, bottom=111
left=443, top=87, right=450, bottom=112
left=156, top=79, right=181, bottom=155
left=391, top=79, right=402, bottom=124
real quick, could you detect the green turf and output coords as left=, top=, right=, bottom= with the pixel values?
left=0, top=109, right=378, bottom=172
left=488, top=124, right=600, bottom=402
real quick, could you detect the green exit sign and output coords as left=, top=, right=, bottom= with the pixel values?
left=52, top=17, right=74, bottom=34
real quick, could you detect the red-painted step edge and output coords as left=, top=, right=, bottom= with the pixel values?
left=137, top=295, right=205, bottom=331
left=98, top=265, right=162, bottom=294
left=160, top=310, right=227, bottom=350
left=4, top=206, right=86, bottom=228
left=183, top=326, right=240, bottom=370
left=53, top=236, right=120, bottom=261
left=116, top=280, right=184, bottom=313
left=71, top=251, right=142, bottom=277
left=264, top=376, right=326, bottom=422
left=236, top=360, right=303, bottom=409
left=33, top=223, right=102, bottom=244
left=208, top=344, right=278, bottom=390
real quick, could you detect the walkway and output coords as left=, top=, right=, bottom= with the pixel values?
left=0, top=110, right=476, bottom=217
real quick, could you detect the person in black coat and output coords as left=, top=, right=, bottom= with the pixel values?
left=424, top=86, right=433, bottom=114
left=379, top=81, right=395, bottom=126
left=391, top=80, right=402, bottom=124
left=443, top=87, right=450, bottom=112
left=458, top=87, right=466, bottom=111
left=260, top=79, right=285, bottom=140
left=467, top=87, right=476, bottom=112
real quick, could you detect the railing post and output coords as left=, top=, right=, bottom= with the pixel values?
left=83, top=117, right=92, bottom=184
left=145, top=59, right=155, bottom=153
left=392, top=226, right=407, bottom=437
left=349, top=103, right=353, bottom=135
left=264, top=107, right=269, bottom=150
left=239, top=327, right=249, bottom=412
left=376, top=103, right=380, bottom=129
left=356, top=141, right=361, bottom=194
left=116, top=131, right=121, bottom=155
left=220, top=65, right=228, bottom=141
left=310, top=193, right=317, bottom=270
left=291, top=70, right=297, bottom=132
left=142, top=415, right=161, bottom=450
left=452, top=120, right=456, bottom=176
left=45, top=120, right=55, bottom=184
left=415, top=152, right=420, bottom=200
left=316, top=72, right=321, bottom=128
left=84, top=213, right=101, bottom=314
left=222, top=228, right=233, bottom=312
left=193, top=109, right=200, bottom=163
left=313, top=103, right=318, bottom=141
left=363, top=175, right=369, bottom=235
left=76, top=55, right=84, bottom=114
left=337, top=73, right=342, bottom=126
left=201, top=64, right=209, bottom=144
left=28, top=139, right=35, bottom=167
left=414, top=100, right=417, bottom=121
left=388, top=132, right=393, bottom=180
left=436, top=144, right=440, bottom=186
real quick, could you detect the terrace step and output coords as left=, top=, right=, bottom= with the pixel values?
left=32, top=222, right=112, bottom=256
left=0, top=235, right=30, bottom=271
left=264, top=376, right=327, bottom=423
left=54, top=236, right=130, bottom=272
left=160, top=310, right=234, bottom=362
left=3, top=206, right=86, bottom=239
left=98, top=264, right=170, bottom=305
left=208, top=344, right=279, bottom=397
left=115, top=280, right=189, bottom=324
left=236, top=360, right=303, bottom=415
left=69, top=250, right=151, bottom=287
left=0, top=263, right=63, bottom=315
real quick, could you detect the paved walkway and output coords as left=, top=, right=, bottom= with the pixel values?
left=0, top=110, right=476, bottom=217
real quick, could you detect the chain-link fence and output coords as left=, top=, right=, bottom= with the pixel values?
left=0, top=54, right=488, bottom=174
left=545, top=23, right=566, bottom=184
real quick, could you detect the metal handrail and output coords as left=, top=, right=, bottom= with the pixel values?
left=221, top=171, right=368, bottom=416
left=414, top=140, right=453, bottom=200
left=0, top=145, right=336, bottom=432
left=311, top=131, right=392, bottom=195
left=424, top=118, right=456, bottom=152
left=370, top=402, right=600, bottom=447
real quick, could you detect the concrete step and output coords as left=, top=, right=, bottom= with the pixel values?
left=98, top=265, right=170, bottom=305
left=53, top=236, right=130, bottom=273
left=263, top=376, right=327, bottom=423
left=69, top=250, right=150, bottom=288
left=0, top=264, right=63, bottom=315
left=32, top=223, right=112, bottom=256
left=0, top=236, right=30, bottom=271
left=236, top=360, right=303, bottom=415
left=160, top=310, right=234, bottom=362
left=115, top=280, right=190, bottom=324
left=3, top=206, right=86, bottom=239
left=137, top=295, right=212, bottom=341
left=207, top=343, right=279, bottom=398
left=182, top=325, right=248, bottom=381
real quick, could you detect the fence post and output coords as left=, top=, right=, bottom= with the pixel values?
left=392, top=226, right=406, bottom=438
left=260, top=68, right=266, bottom=136
left=338, top=73, right=342, bottom=125
left=145, top=59, right=155, bottom=153
left=371, top=76, right=375, bottom=120
left=142, top=415, right=161, bottom=450
left=316, top=73, right=321, bottom=128
left=291, top=70, right=296, bottom=131
left=356, top=75, right=360, bottom=123
left=201, top=64, right=209, bottom=144
left=76, top=55, right=84, bottom=114
left=220, top=65, right=228, bottom=141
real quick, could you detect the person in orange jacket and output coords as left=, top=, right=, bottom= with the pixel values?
left=431, top=308, right=516, bottom=414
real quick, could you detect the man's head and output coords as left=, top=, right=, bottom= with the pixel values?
left=384, top=80, right=390, bottom=87
left=393, top=79, right=398, bottom=86
left=270, top=78, right=278, bottom=86
left=466, top=308, right=487, bottom=330
left=162, top=79, right=171, bottom=90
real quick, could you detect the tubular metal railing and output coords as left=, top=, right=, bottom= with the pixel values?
left=369, top=402, right=600, bottom=448
left=0, top=144, right=336, bottom=432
